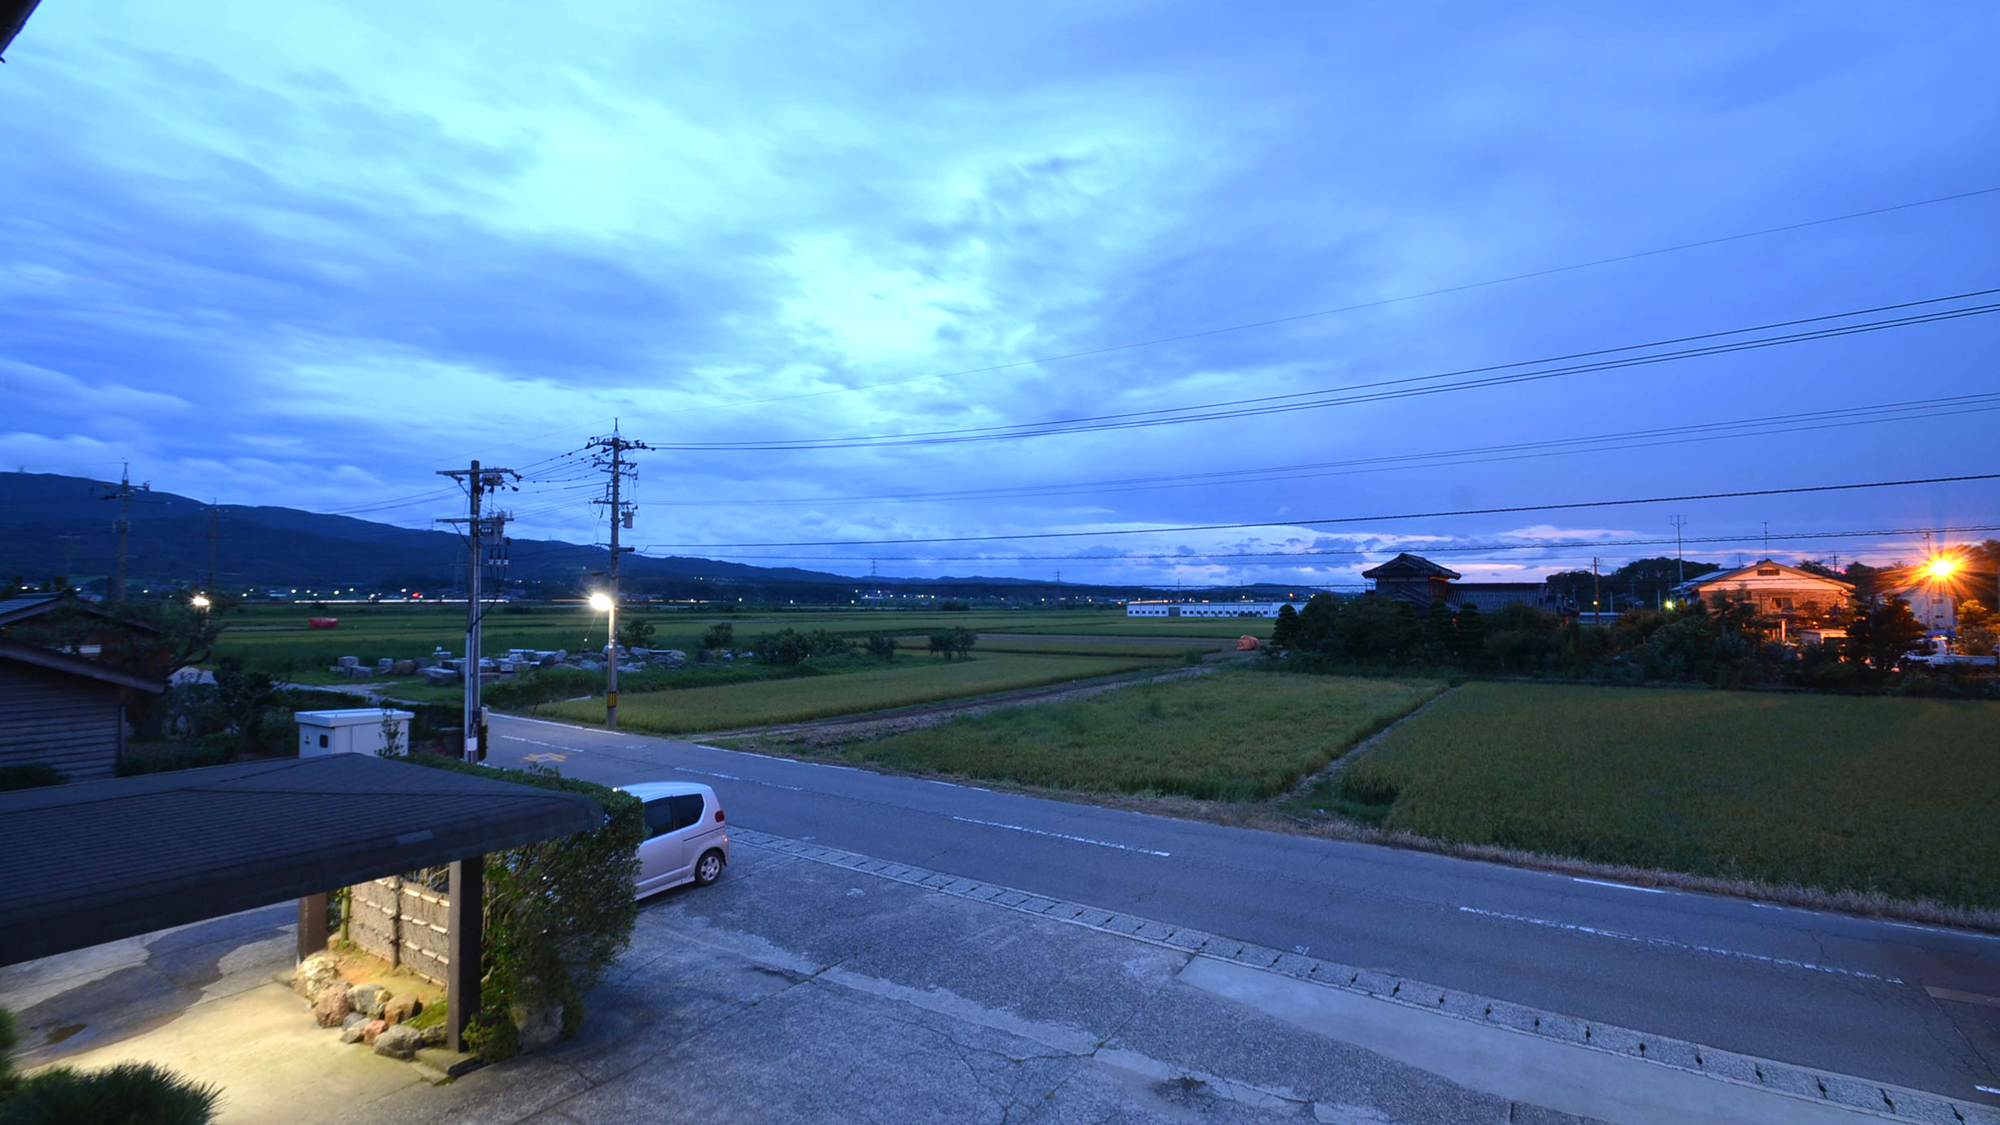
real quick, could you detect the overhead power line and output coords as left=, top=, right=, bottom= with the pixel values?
left=682, top=524, right=2000, bottom=566
left=651, top=288, right=2000, bottom=451
left=562, top=183, right=2000, bottom=426
left=644, top=471, right=2000, bottom=548
left=646, top=392, right=2000, bottom=507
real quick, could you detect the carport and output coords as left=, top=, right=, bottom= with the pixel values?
left=0, top=754, right=602, bottom=1051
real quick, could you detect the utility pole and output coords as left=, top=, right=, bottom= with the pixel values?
left=56, top=535, right=78, bottom=590
left=1761, top=521, right=1771, bottom=560
left=1669, top=515, right=1688, bottom=585
left=206, top=501, right=220, bottom=595
left=100, top=463, right=138, bottom=602
left=1592, top=557, right=1601, bottom=620
left=438, top=460, right=519, bottom=761
left=588, top=422, right=650, bottom=729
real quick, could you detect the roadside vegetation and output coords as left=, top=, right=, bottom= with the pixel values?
left=538, top=653, right=1162, bottom=734
left=820, top=670, right=1441, bottom=800
left=1288, top=681, right=2000, bottom=909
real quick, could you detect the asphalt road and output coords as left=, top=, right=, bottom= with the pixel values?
left=489, top=711, right=2000, bottom=1106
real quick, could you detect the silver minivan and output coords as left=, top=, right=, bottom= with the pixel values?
left=619, top=781, right=729, bottom=897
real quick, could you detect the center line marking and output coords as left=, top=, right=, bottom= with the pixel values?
left=500, top=734, right=581, bottom=751
left=1572, top=877, right=1668, bottom=894
left=947, top=815, right=1170, bottom=857
left=1457, top=906, right=1904, bottom=984
left=673, top=766, right=806, bottom=792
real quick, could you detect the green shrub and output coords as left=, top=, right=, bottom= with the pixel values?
left=0, top=1062, right=220, bottom=1125
left=403, top=756, right=642, bottom=1062
left=0, top=765, right=65, bottom=793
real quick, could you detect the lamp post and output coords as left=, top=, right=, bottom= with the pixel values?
left=589, top=591, right=618, bottom=728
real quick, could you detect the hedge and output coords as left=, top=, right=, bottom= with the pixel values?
left=402, top=754, right=642, bottom=1061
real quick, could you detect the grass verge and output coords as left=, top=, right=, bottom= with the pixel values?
left=1285, top=681, right=2000, bottom=910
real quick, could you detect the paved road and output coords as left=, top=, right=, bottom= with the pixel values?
left=489, top=712, right=2000, bottom=1106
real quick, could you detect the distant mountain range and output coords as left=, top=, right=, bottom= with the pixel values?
left=0, top=471, right=1270, bottom=601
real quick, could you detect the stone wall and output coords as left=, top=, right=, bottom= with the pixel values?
left=348, top=870, right=451, bottom=985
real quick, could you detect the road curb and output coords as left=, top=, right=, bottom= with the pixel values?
left=731, top=826, right=2000, bottom=1125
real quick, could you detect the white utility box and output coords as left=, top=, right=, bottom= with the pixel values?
left=296, top=708, right=415, bottom=757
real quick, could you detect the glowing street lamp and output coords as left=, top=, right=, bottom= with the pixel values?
left=588, top=592, right=619, bottom=726
left=1925, top=554, right=1960, bottom=581
left=190, top=594, right=210, bottom=609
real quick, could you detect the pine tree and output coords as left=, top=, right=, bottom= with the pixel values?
left=1271, top=603, right=1301, bottom=648
left=1453, top=602, right=1487, bottom=664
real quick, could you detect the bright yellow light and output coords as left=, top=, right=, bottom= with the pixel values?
left=588, top=592, right=614, bottom=611
left=190, top=595, right=210, bottom=608
left=1927, top=555, right=1960, bottom=580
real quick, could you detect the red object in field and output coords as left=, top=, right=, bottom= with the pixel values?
left=307, top=617, right=339, bottom=629
left=1237, top=635, right=1259, bottom=651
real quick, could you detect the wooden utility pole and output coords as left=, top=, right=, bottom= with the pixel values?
left=588, top=423, right=650, bottom=729
left=1592, top=557, right=1601, bottom=620
left=100, top=464, right=139, bottom=602
left=438, top=461, right=518, bottom=761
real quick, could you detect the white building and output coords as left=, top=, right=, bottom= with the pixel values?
left=1125, top=601, right=1296, bottom=618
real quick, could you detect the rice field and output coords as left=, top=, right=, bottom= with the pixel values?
left=835, top=670, right=1442, bottom=801
left=537, top=653, right=1163, bottom=734
left=1297, top=681, right=2000, bottom=908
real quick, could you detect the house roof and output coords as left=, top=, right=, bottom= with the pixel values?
left=1360, top=553, right=1463, bottom=581
left=0, top=639, right=168, bottom=693
left=1671, top=558, right=1855, bottom=596
left=0, top=754, right=603, bottom=966
left=0, top=592, right=66, bottom=627
left=0, top=591, right=160, bottom=634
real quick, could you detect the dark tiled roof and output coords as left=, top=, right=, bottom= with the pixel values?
left=0, top=638, right=167, bottom=692
left=1360, top=552, right=1463, bottom=581
left=0, top=593, right=65, bottom=627
left=0, top=754, right=602, bottom=966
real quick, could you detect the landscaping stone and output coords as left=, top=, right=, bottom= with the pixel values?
left=348, top=983, right=389, bottom=1018
left=373, top=1024, right=425, bottom=1060
left=339, top=1022, right=367, bottom=1044
left=292, top=951, right=340, bottom=1000
left=362, top=1019, right=388, bottom=1046
left=389, top=659, right=416, bottom=675
left=510, top=1000, right=563, bottom=1052
left=311, top=983, right=350, bottom=1027
left=342, top=1012, right=369, bottom=1031
left=383, top=994, right=422, bottom=1025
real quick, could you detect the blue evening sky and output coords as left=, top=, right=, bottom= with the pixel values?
left=3, top=1, right=1997, bottom=586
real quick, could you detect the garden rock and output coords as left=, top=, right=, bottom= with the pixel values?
left=342, top=1012, right=370, bottom=1031
left=374, top=1024, right=426, bottom=1060
left=293, top=951, right=341, bottom=1000
left=340, top=1022, right=367, bottom=1044
left=389, top=660, right=416, bottom=675
left=348, top=983, right=389, bottom=1018
left=362, top=1019, right=388, bottom=1046
left=511, top=1000, right=563, bottom=1052
left=312, top=983, right=350, bottom=1027
left=383, top=994, right=423, bottom=1025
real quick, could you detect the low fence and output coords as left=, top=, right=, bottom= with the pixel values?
left=348, top=868, right=452, bottom=984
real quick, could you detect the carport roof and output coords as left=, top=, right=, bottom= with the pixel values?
left=0, top=754, right=603, bottom=966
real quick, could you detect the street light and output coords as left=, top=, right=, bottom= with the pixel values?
left=190, top=594, right=210, bottom=609
left=1926, top=555, right=1960, bottom=581
left=588, top=591, right=618, bottom=727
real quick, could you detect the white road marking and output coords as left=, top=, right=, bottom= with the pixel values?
left=500, top=734, right=581, bottom=751
left=1457, top=906, right=1905, bottom=984
left=501, top=714, right=628, bottom=736
left=1977, top=1084, right=2000, bottom=1095
left=948, top=815, right=1171, bottom=857
left=673, top=766, right=806, bottom=792
left=1571, top=878, right=1668, bottom=895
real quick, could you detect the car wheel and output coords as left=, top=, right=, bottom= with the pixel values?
left=694, top=850, right=725, bottom=886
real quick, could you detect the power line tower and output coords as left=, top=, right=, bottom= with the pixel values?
left=99, top=463, right=143, bottom=602
left=438, top=460, right=519, bottom=761
left=587, top=422, right=651, bottom=729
